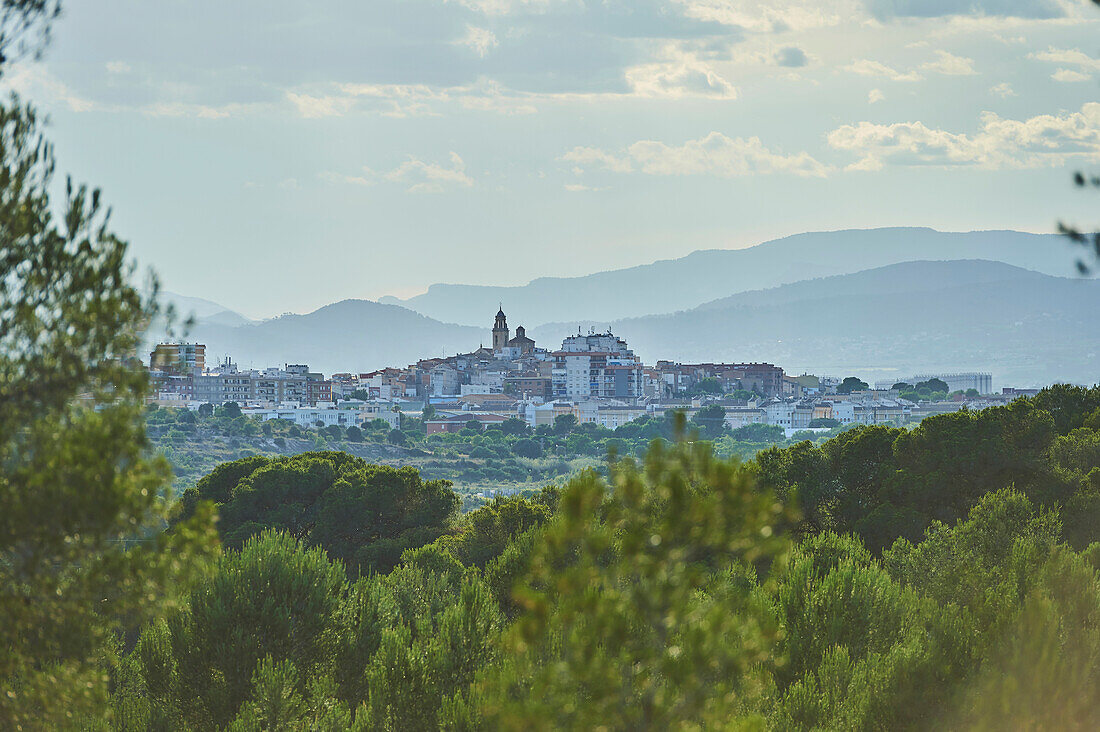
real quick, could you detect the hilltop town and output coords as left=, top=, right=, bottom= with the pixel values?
left=149, top=307, right=1024, bottom=438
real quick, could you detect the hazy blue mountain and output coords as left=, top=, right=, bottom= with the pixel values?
left=529, top=260, right=1099, bottom=388
left=186, top=299, right=484, bottom=375
left=380, top=228, right=1082, bottom=327
left=162, top=291, right=253, bottom=325
left=172, top=260, right=1098, bottom=387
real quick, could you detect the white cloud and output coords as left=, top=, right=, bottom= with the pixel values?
left=450, top=0, right=559, bottom=15
left=564, top=183, right=606, bottom=192
left=868, top=88, right=884, bottom=103
left=828, top=102, right=1100, bottom=170
left=1029, top=47, right=1100, bottom=81
left=1052, top=68, right=1091, bottom=82
left=674, top=0, right=860, bottom=32
left=141, top=101, right=247, bottom=119
left=285, top=91, right=352, bottom=118
left=456, top=25, right=498, bottom=57
left=921, top=50, right=978, bottom=75
left=385, top=152, right=474, bottom=193
left=2, top=64, right=98, bottom=112
left=105, top=60, right=131, bottom=74
left=624, top=47, right=737, bottom=100
left=564, top=132, right=829, bottom=178
left=560, top=147, right=634, bottom=173
left=319, top=170, right=375, bottom=187
left=990, top=82, right=1016, bottom=97
left=844, top=59, right=923, bottom=82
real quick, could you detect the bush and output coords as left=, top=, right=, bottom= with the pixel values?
left=513, top=439, right=543, bottom=459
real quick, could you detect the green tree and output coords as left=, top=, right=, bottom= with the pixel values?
left=512, top=438, right=542, bottom=459
left=691, top=404, right=727, bottom=439
left=731, top=422, right=784, bottom=442
left=553, top=413, right=577, bottom=434
left=836, top=376, right=869, bottom=394
left=473, top=430, right=793, bottom=728
left=218, top=401, right=243, bottom=419
left=128, top=532, right=348, bottom=728
left=808, top=417, right=840, bottom=428
left=178, top=452, right=460, bottom=576
left=0, top=98, right=217, bottom=726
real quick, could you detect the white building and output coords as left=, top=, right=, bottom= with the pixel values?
left=551, top=332, right=644, bottom=400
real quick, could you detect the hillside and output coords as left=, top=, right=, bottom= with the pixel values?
left=381, top=228, right=1081, bottom=327
left=530, top=260, right=1099, bottom=387
left=186, top=299, right=484, bottom=374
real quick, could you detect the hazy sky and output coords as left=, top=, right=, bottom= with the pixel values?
left=6, top=0, right=1100, bottom=318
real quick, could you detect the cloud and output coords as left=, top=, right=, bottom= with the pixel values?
left=624, top=47, right=737, bottom=99
left=141, top=101, right=250, bottom=119
left=105, top=60, right=131, bottom=74
left=560, top=147, right=634, bottom=173
left=2, top=64, right=98, bottom=112
left=1052, top=68, right=1091, bottom=82
left=319, top=170, right=375, bottom=187
left=1029, top=47, right=1100, bottom=81
left=564, top=183, right=607, bottom=191
left=844, top=59, right=923, bottom=82
left=456, top=25, right=498, bottom=57
left=285, top=91, right=352, bottom=118
left=864, top=0, right=1064, bottom=21
left=828, top=102, right=1100, bottom=170
left=674, top=0, right=859, bottom=32
left=451, top=0, right=560, bottom=15
left=564, top=131, right=829, bottom=178
left=774, top=46, right=809, bottom=68
left=921, top=50, right=978, bottom=75
left=990, top=82, right=1016, bottom=97
left=868, top=88, right=884, bottom=103
left=385, top=152, right=474, bottom=192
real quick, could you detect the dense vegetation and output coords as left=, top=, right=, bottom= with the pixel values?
left=104, top=386, right=1100, bottom=729
left=146, top=402, right=820, bottom=509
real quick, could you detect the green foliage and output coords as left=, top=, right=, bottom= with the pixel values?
left=687, top=376, right=722, bottom=395
left=218, top=401, right=243, bottom=419
left=178, top=452, right=459, bottom=576
left=0, top=98, right=218, bottom=726
left=691, top=403, right=727, bottom=439
left=158, top=531, right=346, bottom=727
left=435, top=493, right=554, bottom=569
left=808, top=417, right=839, bottom=428
left=472, top=431, right=794, bottom=728
left=512, top=437, right=542, bottom=458
left=553, top=413, right=578, bottom=434
left=731, top=422, right=785, bottom=443
left=754, top=390, right=1093, bottom=552
left=836, top=376, right=869, bottom=394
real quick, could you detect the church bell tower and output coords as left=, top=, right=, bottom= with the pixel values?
left=492, top=306, right=509, bottom=351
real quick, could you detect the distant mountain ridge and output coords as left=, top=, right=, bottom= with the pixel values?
left=184, top=300, right=483, bottom=375
left=530, top=260, right=1097, bottom=387
left=168, top=259, right=1097, bottom=387
left=380, top=228, right=1082, bottom=327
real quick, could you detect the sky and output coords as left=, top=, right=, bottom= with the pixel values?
left=5, top=0, right=1100, bottom=318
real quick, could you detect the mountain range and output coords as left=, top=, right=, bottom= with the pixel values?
left=378, top=228, right=1081, bottom=327
left=157, top=228, right=1099, bottom=386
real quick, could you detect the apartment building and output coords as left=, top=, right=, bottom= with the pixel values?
left=552, top=332, right=644, bottom=399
